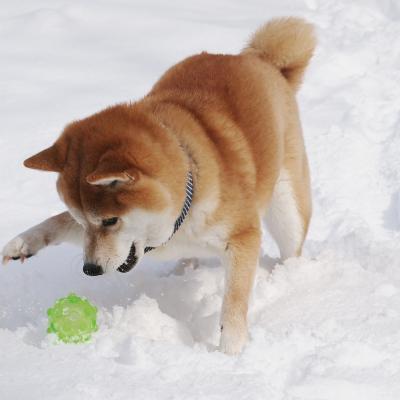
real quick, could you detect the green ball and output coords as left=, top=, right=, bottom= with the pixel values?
left=47, top=293, right=98, bottom=344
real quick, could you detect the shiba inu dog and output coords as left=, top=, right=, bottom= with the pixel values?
left=2, top=18, right=315, bottom=354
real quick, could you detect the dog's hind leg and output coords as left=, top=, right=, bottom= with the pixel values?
left=265, top=163, right=311, bottom=260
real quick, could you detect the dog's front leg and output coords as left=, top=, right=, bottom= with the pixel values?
left=2, top=212, right=83, bottom=263
left=219, top=223, right=261, bottom=354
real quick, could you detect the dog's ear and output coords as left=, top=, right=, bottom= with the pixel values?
left=24, top=145, right=64, bottom=172
left=86, top=153, right=138, bottom=186
left=86, top=170, right=136, bottom=186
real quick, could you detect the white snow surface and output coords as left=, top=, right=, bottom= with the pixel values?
left=1, top=1, right=400, bottom=399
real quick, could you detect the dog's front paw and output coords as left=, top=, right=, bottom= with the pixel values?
left=219, top=320, right=248, bottom=355
left=2, top=234, right=43, bottom=264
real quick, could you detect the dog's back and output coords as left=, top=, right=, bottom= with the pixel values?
left=147, top=18, right=314, bottom=258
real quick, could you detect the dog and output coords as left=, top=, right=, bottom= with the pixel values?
left=2, top=18, right=315, bottom=354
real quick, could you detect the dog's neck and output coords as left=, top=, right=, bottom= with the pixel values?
left=144, top=170, right=194, bottom=253
left=141, top=113, right=196, bottom=253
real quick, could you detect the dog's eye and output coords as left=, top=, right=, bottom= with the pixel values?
left=109, top=180, right=118, bottom=188
left=102, top=217, right=119, bottom=227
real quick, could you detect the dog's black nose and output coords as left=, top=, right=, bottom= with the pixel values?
left=83, top=263, right=104, bottom=276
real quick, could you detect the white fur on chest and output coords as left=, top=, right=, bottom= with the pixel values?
left=150, top=196, right=227, bottom=260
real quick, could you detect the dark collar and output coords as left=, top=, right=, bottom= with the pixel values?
left=144, top=171, right=194, bottom=253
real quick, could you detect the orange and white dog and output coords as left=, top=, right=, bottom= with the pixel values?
left=2, top=18, right=315, bottom=354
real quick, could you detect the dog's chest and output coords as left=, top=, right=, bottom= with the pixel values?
left=152, top=198, right=227, bottom=260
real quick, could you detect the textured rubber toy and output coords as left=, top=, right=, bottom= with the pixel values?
left=47, top=293, right=98, bottom=343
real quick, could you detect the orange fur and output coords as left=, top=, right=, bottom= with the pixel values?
left=5, top=18, right=316, bottom=354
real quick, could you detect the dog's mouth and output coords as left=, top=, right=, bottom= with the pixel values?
left=117, top=242, right=138, bottom=273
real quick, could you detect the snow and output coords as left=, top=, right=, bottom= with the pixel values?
left=1, top=0, right=400, bottom=399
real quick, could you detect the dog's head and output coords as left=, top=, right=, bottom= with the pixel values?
left=24, top=105, right=189, bottom=275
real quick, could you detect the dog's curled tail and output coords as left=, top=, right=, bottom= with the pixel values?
left=243, top=18, right=316, bottom=92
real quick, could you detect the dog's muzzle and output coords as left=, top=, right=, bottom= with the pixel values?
left=82, top=243, right=138, bottom=276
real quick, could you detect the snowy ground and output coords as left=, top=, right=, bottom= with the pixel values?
left=1, top=0, right=400, bottom=399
